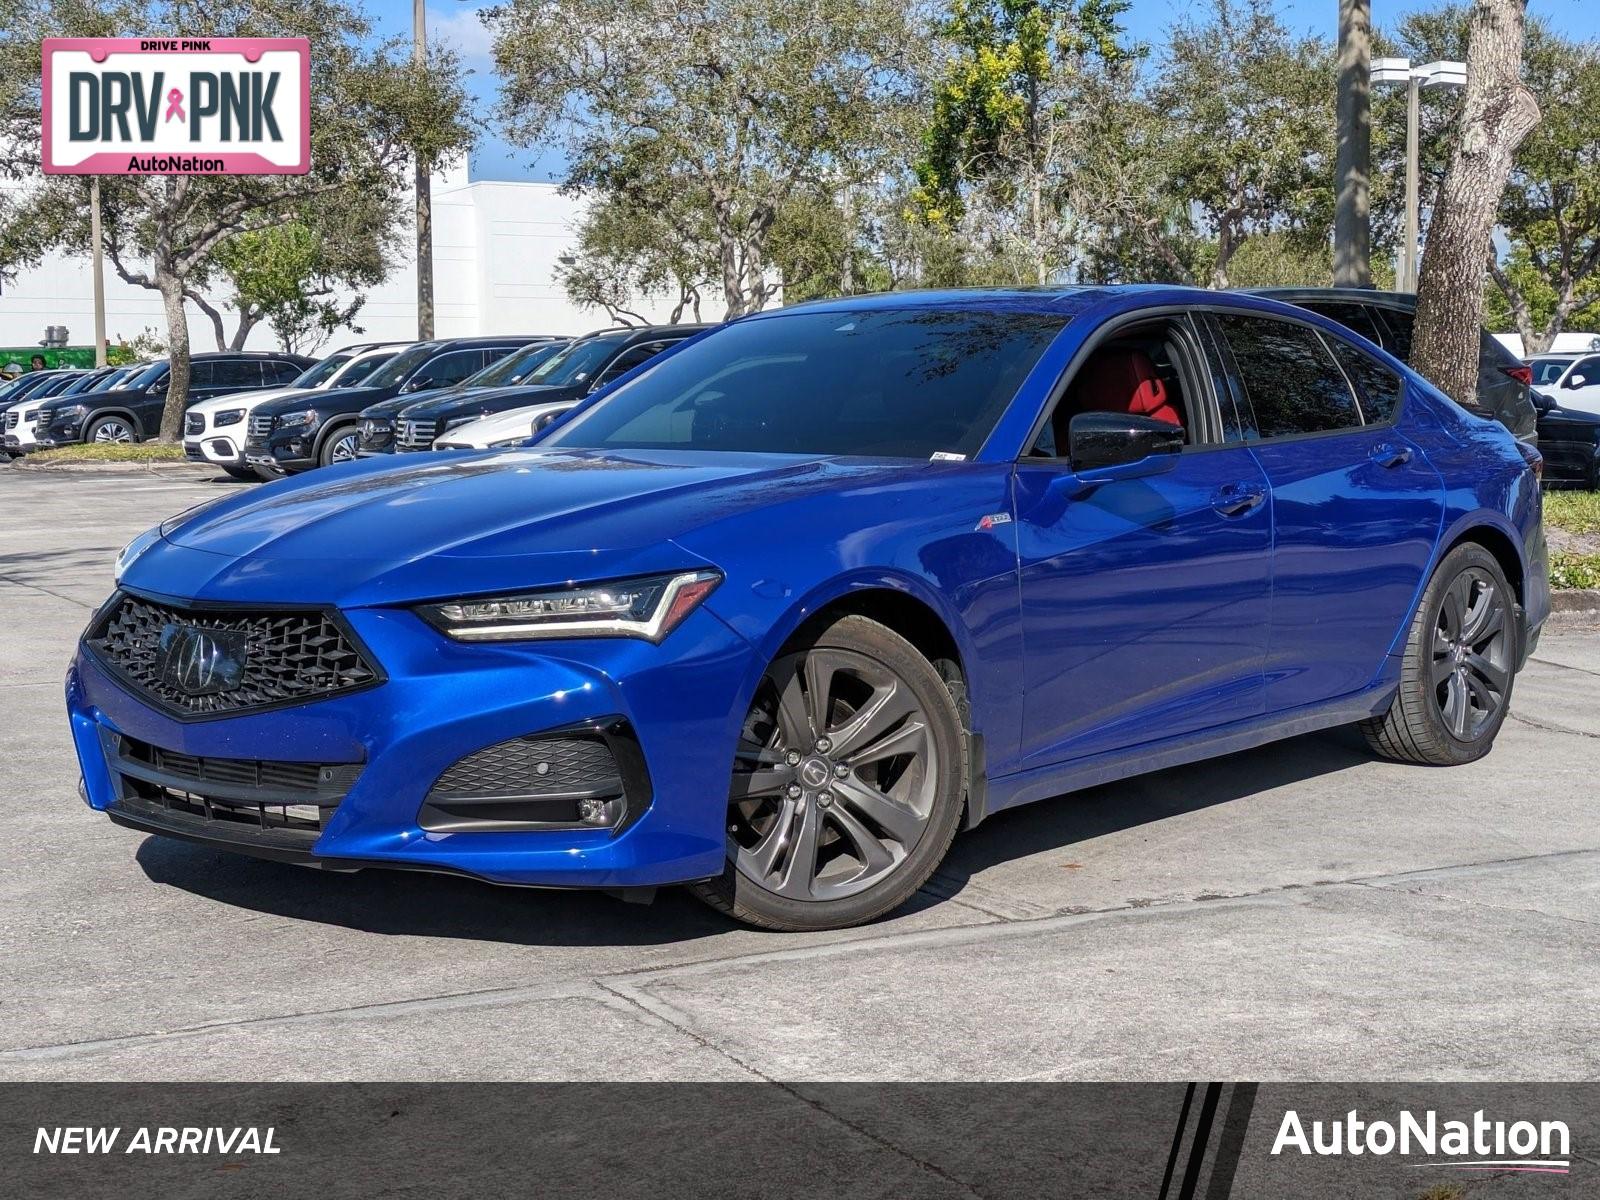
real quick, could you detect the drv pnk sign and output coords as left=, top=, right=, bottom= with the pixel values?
left=43, top=38, right=309, bottom=175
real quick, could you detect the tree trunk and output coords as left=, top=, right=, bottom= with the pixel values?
left=157, top=273, right=191, bottom=443
left=1333, top=0, right=1373, bottom=288
left=1412, top=0, right=1541, bottom=405
left=229, top=312, right=260, bottom=350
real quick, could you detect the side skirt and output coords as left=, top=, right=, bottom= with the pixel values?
left=972, top=683, right=1397, bottom=823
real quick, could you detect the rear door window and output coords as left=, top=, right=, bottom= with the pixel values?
left=1303, top=302, right=1387, bottom=349
left=214, top=360, right=265, bottom=389
left=418, top=350, right=486, bottom=388
left=1215, top=314, right=1363, bottom=438
left=1326, top=338, right=1405, bottom=423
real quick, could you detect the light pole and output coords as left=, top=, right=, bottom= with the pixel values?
left=1371, top=57, right=1468, bottom=293
left=414, top=0, right=434, bottom=340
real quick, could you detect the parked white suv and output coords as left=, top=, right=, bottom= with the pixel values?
left=1527, top=351, right=1600, bottom=417
left=184, top=342, right=409, bottom=478
left=432, top=399, right=578, bottom=450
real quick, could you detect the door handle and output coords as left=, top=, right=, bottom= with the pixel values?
left=1371, top=443, right=1413, bottom=468
left=1211, top=483, right=1265, bottom=517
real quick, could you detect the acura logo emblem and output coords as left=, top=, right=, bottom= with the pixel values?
left=157, top=624, right=248, bottom=697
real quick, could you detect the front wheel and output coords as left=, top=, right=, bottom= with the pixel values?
left=319, top=425, right=361, bottom=468
left=86, top=414, right=136, bottom=444
left=691, top=614, right=967, bottom=931
left=1360, top=542, right=1518, bottom=766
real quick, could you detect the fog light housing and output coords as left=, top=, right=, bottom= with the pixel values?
left=418, top=717, right=650, bottom=834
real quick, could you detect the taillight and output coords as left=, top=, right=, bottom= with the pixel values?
left=1502, top=365, right=1534, bottom=387
left=1515, top=437, right=1543, bottom=481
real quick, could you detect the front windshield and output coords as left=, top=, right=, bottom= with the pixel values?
left=292, top=354, right=352, bottom=389
left=363, top=344, right=438, bottom=390
left=525, top=337, right=623, bottom=387
left=1534, top=358, right=1576, bottom=385
left=545, top=308, right=1069, bottom=460
left=91, top=366, right=134, bottom=391
left=126, top=361, right=169, bottom=391
left=333, top=351, right=396, bottom=387
left=58, top=372, right=104, bottom=396
left=463, top=341, right=567, bottom=388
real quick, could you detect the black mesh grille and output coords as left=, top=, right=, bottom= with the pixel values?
left=120, top=736, right=346, bottom=793
left=86, top=592, right=380, bottom=716
left=432, top=734, right=619, bottom=797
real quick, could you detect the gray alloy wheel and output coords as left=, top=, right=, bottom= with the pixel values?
left=1360, top=543, right=1518, bottom=765
left=691, top=614, right=967, bottom=930
left=321, top=426, right=360, bottom=467
left=88, top=415, right=134, bottom=443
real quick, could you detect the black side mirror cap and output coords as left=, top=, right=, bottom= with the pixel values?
left=1068, top=411, right=1186, bottom=473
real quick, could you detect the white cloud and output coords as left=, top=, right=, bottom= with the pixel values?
left=426, top=4, right=495, bottom=68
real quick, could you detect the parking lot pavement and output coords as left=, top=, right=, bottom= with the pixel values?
left=3, top=466, right=1599, bottom=1082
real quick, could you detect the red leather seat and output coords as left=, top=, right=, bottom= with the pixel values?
left=1071, top=350, right=1183, bottom=427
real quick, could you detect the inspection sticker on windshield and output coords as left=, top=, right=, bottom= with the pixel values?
left=930, top=451, right=966, bottom=462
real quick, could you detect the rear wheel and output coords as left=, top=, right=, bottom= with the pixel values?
left=1360, top=543, right=1518, bottom=765
left=691, top=614, right=967, bottom=931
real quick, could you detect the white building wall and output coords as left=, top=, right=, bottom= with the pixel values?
left=0, top=165, right=719, bottom=353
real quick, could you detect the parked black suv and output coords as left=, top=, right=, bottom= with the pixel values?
left=244, top=336, right=538, bottom=475
left=388, top=325, right=709, bottom=455
left=33, top=352, right=314, bottom=446
left=1248, top=288, right=1538, bottom=442
left=1533, top=390, right=1600, bottom=489
left=354, top=338, right=568, bottom=456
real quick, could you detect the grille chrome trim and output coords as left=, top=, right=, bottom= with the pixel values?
left=396, top=418, right=439, bottom=451
left=249, top=412, right=275, bottom=439
left=83, top=590, right=384, bottom=719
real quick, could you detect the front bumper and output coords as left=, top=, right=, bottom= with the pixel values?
left=68, top=599, right=754, bottom=888
left=184, top=435, right=243, bottom=464
left=244, top=428, right=317, bottom=474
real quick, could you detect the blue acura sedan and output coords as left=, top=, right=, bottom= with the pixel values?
left=69, top=287, right=1549, bottom=930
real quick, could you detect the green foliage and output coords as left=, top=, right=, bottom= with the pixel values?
left=1544, top=490, right=1600, bottom=536
left=489, top=0, right=920, bottom=317
left=1549, top=551, right=1600, bottom=591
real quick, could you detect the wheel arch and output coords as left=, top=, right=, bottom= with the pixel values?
left=1440, top=512, right=1527, bottom=608
left=313, top=416, right=362, bottom=461
left=751, top=572, right=989, bottom=827
left=83, top=406, right=144, bottom=441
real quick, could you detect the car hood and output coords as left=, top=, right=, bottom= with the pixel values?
left=437, top=401, right=572, bottom=446
left=400, top=385, right=570, bottom=422
left=134, top=448, right=910, bottom=607
left=188, top=386, right=310, bottom=415
left=255, top=384, right=386, bottom=417
left=37, top=385, right=147, bottom=413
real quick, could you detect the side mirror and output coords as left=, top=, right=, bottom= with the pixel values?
left=403, top=375, right=435, bottom=394
left=530, top=407, right=572, bottom=439
left=1068, top=411, right=1185, bottom=474
left=1566, top=373, right=1588, bottom=389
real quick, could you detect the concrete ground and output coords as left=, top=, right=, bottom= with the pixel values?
left=3, top=463, right=1599, bottom=1083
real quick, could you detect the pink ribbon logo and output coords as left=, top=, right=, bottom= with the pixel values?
left=164, top=88, right=185, bottom=123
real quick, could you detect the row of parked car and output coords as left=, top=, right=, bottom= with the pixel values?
left=0, top=324, right=706, bottom=479
left=4, top=291, right=1598, bottom=487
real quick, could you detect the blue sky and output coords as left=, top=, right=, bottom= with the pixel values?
left=367, top=0, right=1600, bottom=184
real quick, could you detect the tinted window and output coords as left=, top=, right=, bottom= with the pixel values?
left=420, top=350, right=485, bottom=387
left=593, top=342, right=670, bottom=388
left=545, top=308, right=1069, bottom=459
left=1216, top=315, right=1362, bottom=438
left=264, top=360, right=303, bottom=385
left=1569, top=355, right=1600, bottom=385
left=527, top=337, right=627, bottom=387
left=1303, top=302, right=1386, bottom=348
left=465, top=341, right=563, bottom=388
left=292, top=354, right=351, bottom=388
left=188, top=361, right=216, bottom=387
left=214, top=360, right=264, bottom=388
left=1381, top=308, right=1414, bottom=361
left=365, top=343, right=441, bottom=389
left=1327, top=338, right=1404, bottom=423
left=336, top=352, right=393, bottom=386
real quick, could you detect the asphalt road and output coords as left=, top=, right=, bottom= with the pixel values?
left=3, top=463, right=1599, bottom=1083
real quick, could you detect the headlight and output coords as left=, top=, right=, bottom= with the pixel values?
left=275, top=409, right=316, bottom=429
left=416, top=570, right=721, bottom=643
left=214, top=408, right=244, bottom=428
left=489, top=437, right=527, bottom=448
left=363, top=418, right=392, bottom=434
left=114, top=526, right=160, bottom=583
left=49, top=404, right=87, bottom=423
left=444, top=416, right=475, bottom=431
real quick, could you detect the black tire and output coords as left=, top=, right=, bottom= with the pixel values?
left=318, top=423, right=361, bottom=468
left=222, top=465, right=259, bottom=481
left=85, top=413, right=137, bottom=444
left=1359, top=542, right=1519, bottom=766
left=253, top=462, right=286, bottom=481
left=690, top=614, right=968, bottom=931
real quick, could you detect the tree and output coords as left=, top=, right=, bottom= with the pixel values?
left=1412, top=0, right=1540, bottom=404
left=1148, top=0, right=1336, bottom=289
left=490, top=0, right=922, bottom=318
left=911, top=0, right=1135, bottom=286
left=191, top=191, right=394, bottom=352
left=0, top=0, right=474, bottom=440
